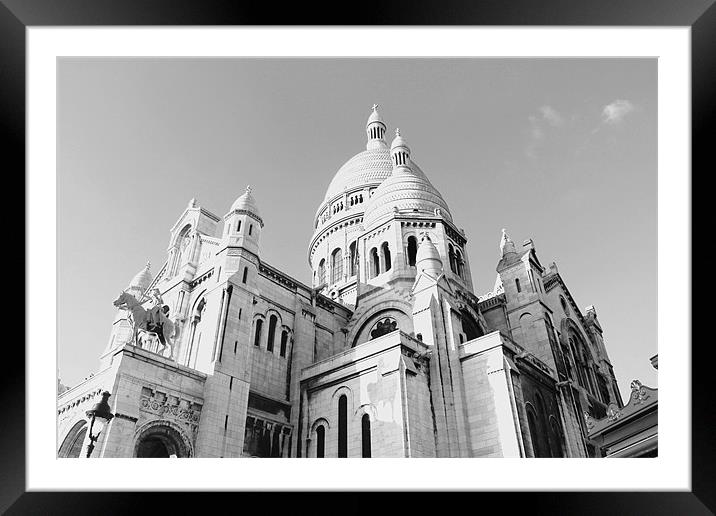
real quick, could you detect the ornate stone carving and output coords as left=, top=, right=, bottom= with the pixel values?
left=139, top=388, right=202, bottom=435
left=630, top=379, right=650, bottom=405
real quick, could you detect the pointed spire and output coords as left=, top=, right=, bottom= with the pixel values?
left=415, top=233, right=443, bottom=277
left=366, top=103, right=387, bottom=150
left=500, top=228, right=517, bottom=256
left=390, top=128, right=412, bottom=171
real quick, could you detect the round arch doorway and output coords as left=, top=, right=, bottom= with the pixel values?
left=133, top=420, right=193, bottom=458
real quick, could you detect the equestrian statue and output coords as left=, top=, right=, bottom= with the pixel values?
left=112, top=288, right=177, bottom=358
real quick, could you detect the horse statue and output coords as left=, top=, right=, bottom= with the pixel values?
left=112, top=290, right=177, bottom=358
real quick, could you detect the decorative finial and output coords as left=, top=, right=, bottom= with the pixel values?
left=372, top=103, right=378, bottom=111
left=500, top=228, right=516, bottom=256
left=395, top=128, right=401, bottom=137
left=145, top=261, right=151, bottom=270
left=246, top=185, right=252, bottom=194
left=189, top=197, right=197, bottom=207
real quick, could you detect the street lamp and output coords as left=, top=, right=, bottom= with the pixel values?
left=85, top=391, right=114, bottom=458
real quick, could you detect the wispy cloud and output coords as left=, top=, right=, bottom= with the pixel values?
left=525, top=105, right=564, bottom=159
left=539, top=105, right=565, bottom=127
left=601, top=99, right=635, bottom=125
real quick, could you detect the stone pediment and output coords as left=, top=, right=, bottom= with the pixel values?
left=587, top=380, right=658, bottom=437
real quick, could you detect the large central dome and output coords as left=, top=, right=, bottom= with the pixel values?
left=321, top=148, right=434, bottom=204
left=322, top=148, right=392, bottom=202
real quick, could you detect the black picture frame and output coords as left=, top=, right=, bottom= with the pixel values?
left=3, top=1, right=710, bottom=513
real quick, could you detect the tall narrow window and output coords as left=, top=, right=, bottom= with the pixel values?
left=331, top=248, right=343, bottom=283
left=361, top=414, right=372, bottom=458
left=249, top=224, right=253, bottom=235
left=381, top=242, right=391, bottom=272
left=280, top=330, right=288, bottom=357
left=242, top=266, right=248, bottom=284
left=316, top=425, right=325, bottom=458
left=237, top=220, right=241, bottom=232
left=407, top=236, right=418, bottom=266
left=348, top=242, right=357, bottom=276
left=455, top=250, right=464, bottom=278
left=338, top=395, right=348, bottom=458
left=267, top=315, right=277, bottom=352
left=318, top=259, right=326, bottom=285
left=448, top=244, right=457, bottom=273
left=370, top=248, right=379, bottom=278
left=253, top=319, right=263, bottom=347
left=527, top=408, right=546, bottom=457
left=515, top=278, right=522, bottom=293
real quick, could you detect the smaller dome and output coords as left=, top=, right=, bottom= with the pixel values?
left=416, top=234, right=443, bottom=276
left=127, top=261, right=153, bottom=294
left=363, top=149, right=452, bottom=229
left=231, top=185, right=261, bottom=217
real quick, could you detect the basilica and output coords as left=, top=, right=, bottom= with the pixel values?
left=57, top=106, right=624, bottom=458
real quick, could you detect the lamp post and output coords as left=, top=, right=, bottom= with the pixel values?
left=85, top=391, right=114, bottom=458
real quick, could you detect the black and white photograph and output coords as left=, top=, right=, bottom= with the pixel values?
left=55, top=57, right=658, bottom=461
left=5, top=5, right=709, bottom=511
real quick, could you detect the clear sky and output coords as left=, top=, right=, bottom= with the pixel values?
left=57, top=58, right=657, bottom=399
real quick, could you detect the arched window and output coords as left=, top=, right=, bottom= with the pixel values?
left=348, top=242, right=357, bottom=277
left=361, top=414, right=372, bottom=458
left=253, top=319, right=263, bottom=347
left=569, top=339, right=586, bottom=388
left=280, top=330, right=289, bottom=357
left=448, top=244, right=457, bottom=273
left=318, top=259, right=326, bottom=285
left=407, top=236, right=418, bottom=266
left=381, top=242, right=391, bottom=272
left=370, top=248, right=380, bottom=278
left=560, top=296, right=569, bottom=315
left=331, top=248, right=343, bottom=283
left=549, top=417, right=564, bottom=458
left=267, top=315, right=278, bottom=352
left=338, top=395, right=348, bottom=458
left=526, top=407, right=544, bottom=457
left=455, top=249, right=464, bottom=278
left=242, top=266, right=248, bottom=284
left=515, top=278, right=522, bottom=293
left=534, top=394, right=553, bottom=457
left=370, top=317, right=398, bottom=339
left=316, top=425, right=325, bottom=458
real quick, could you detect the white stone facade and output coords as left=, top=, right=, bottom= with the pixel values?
left=58, top=106, right=622, bottom=459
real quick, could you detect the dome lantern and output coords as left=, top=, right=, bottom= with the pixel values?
left=365, top=104, right=388, bottom=151
left=390, top=128, right=411, bottom=171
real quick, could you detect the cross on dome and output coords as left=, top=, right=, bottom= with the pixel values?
left=372, top=103, right=378, bottom=111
